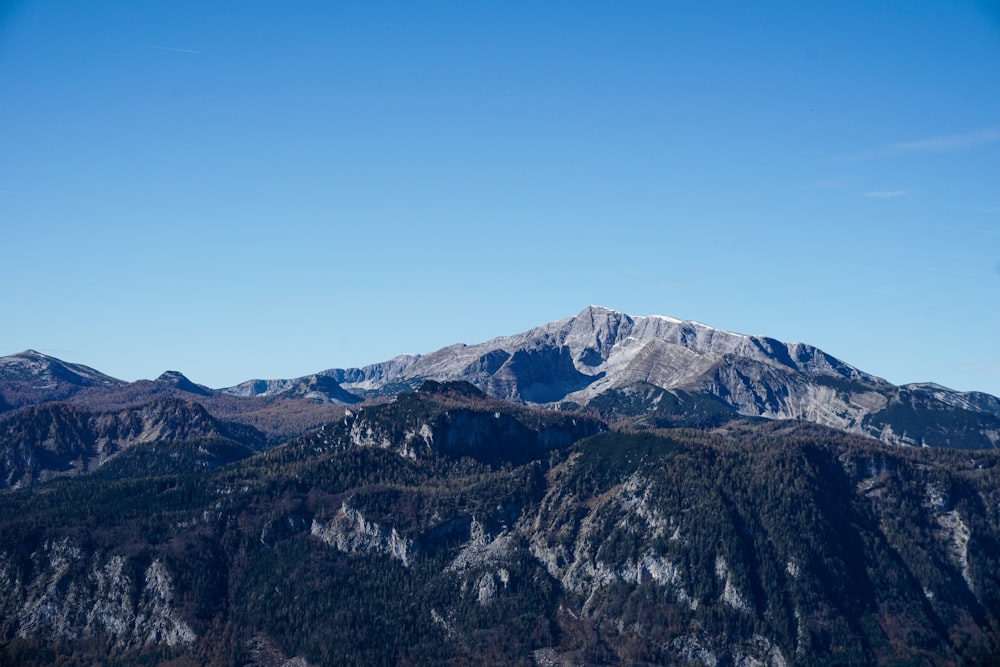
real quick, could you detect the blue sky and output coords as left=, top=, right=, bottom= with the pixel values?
left=2, top=1, right=999, bottom=395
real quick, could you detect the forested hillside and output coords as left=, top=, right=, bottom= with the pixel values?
left=1, top=383, right=998, bottom=665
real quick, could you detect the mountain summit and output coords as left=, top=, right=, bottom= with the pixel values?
left=352, top=304, right=881, bottom=402
left=0, top=349, right=121, bottom=388
left=0, top=349, right=124, bottom=412
left=226, top=306, right=1000, bottom=448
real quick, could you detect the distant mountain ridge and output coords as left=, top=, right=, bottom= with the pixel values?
left=0, top=350, right=348, bottom=447
left=0, top=349, right=124, bottom=411
left=223, top=306, right=1000, bottom=449
left=4, top=307, right=1000, bottom=450
left=0, top=398, right=264, bottom=489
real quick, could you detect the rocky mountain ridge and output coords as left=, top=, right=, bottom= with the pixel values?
left=4, top=307, right=1000, bottom=452
left=225, top=306, right=1000, bottom=449
left=0, top=349, right=124, bottom=412
left=0, top=398, right=264, bottom=489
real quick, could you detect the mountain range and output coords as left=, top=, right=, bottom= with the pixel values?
left=223, top=306, right=1000, bottom=449
left=2, top=307, right=1000, bottom=665
left=4, top=307, right=1000, bottom=461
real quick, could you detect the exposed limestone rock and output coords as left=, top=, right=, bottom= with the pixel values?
left=525, top=473, right=696, bottom=613
left=937, top=510, right=973, bottom=588
left=671, top=625, right=787, bottom=667
left=138, top=559, right=196, bottom=646
left=348, top=418, right=394, bottom=450
left=238, top=305, right=1000, bottom=450
left=477, top=572, right=498, bottom=604
left=429, top=608, right=453, bottom=636
left=311, top=503, right=414, bottom=566
left=0, top=538, right=194, bottom=651
left=617, top=472, right=674, bottom=539
left=447, top=517, right=515, bottom=573
left=245, top=633, right=315, bottom=667
left=715, top=555, right=753, bottom=613
left=446, top=517, right=516, bottom=606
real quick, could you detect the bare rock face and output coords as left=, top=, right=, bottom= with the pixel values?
left=311, top=503, right=415, bottom=566
left=286, top=306, right=1000, bottom=449
left=0, top=538, right=195, bottom=651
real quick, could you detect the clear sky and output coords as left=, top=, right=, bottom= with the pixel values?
left=2, top=1, right=999, bottom=395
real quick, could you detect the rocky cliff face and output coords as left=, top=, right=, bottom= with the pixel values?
left=0, top=537, right=195, bottom=651
left=273, top=306, right=1000, bottom=449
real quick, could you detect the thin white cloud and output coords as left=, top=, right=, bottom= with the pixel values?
left=890, top=128, right=1000, bottom=154
left=834, top=126, right=1000, bottom=161
left=864, top=191, right=907, bottom=199
left=141, top=44, right=201, bottom=54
